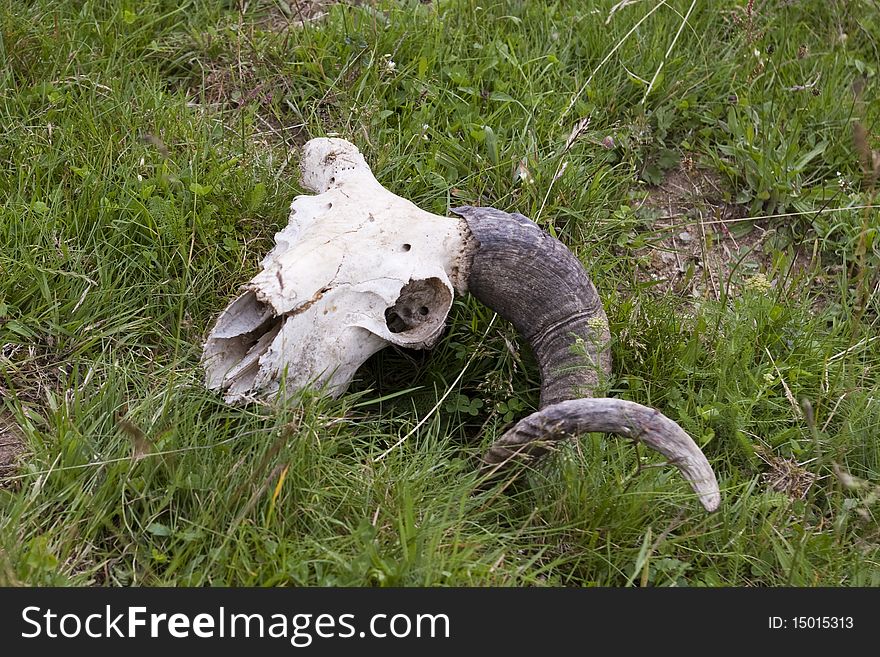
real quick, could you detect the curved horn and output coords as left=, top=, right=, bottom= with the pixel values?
left=451, top=205, right=720, bottom=512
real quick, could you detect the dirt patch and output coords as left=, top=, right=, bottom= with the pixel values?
left=0, top=342, right=64, bottom=487
left=260, top=0, right=353, bottom=29
left=256, top=1, right=389, bottom=40
left=630, top=165, right=815, bottom=299
left=1, top=342, right=68, bottom=408
left=192, top=64, right=308, bottom=151
left=0, top=412, right=26, bottom=484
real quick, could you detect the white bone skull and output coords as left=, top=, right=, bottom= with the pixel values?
left=202, top=137, right=721, bottom=511
left=203, top=138, right=469, bottom=403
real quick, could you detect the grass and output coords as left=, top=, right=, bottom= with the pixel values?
left=0, top=0, right=878, bottom=586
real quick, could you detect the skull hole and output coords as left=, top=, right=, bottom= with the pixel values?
left=384, top=277, right=450, bottom=335
left=203, top=290, right=284, bottom=394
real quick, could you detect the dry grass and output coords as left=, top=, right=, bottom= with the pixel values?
left=761, top=453, right=818, bottom=501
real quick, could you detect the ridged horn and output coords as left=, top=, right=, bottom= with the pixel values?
left=451, top=205, right=720, bottom=512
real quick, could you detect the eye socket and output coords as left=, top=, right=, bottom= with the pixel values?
left=384, top=278, right=450, bottom=335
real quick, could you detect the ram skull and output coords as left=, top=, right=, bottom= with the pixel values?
left=203, top=138, right=721, bottom=512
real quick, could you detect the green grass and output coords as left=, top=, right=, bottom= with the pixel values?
left=1, top=0, right=878, bottom=586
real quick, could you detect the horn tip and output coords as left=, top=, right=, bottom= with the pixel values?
left=700, top=490, right=722, bottom=513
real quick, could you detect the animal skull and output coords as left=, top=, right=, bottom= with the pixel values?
left=203, top=137, right=722, bottom=512
left=203, top=138, right=469, bottom=401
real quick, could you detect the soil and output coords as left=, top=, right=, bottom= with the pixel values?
left=0, top=412, right=25, bottom=485
left=631, top=164, right=817, bottom=299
